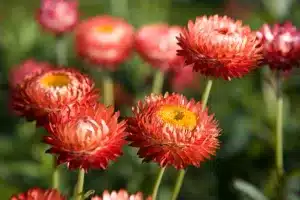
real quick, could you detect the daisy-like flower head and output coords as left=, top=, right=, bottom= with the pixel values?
left=91, top=189, right=152, bottom=200
left=75, top=15, right=134, bottom=70
left=257, top=22, right=300, bottom=71
left=177, top=15, right=263, bottom=80
left=11, top=68, right=98, bottom=126
left=9, top=59, right=53, bottom=89
left=135, top=24, right=185, bottom=71
left=127, top=93, right=220, bottom=169
left=37, top=0, right=78, bottom=35
left=10, top=187, right=65, bottom=200
left=43, top=103, right=127, bottom=171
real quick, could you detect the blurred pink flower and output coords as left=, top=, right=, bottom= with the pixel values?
left=135, top=24, right=185, bottom=71
left=37, top=0, right=78, bottom=34
left=9, top=59, right=52, bottom=89
left=75, top=15, right=134, bottom=70
left=170, top=66, right=199, bottom=91
left=91, top=190, right=151, bottom=200
left=257, top=22, right=300, bottom=71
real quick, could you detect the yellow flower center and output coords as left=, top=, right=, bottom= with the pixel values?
left=40, top=73, right=71, bottom=87
left=157, top=105, right=197, bottom=130
left=95, top=25, right=114, bottom=33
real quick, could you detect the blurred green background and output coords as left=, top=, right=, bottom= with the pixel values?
left=1, top=0, right=300, bottom=199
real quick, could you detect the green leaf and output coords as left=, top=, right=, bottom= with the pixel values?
left=0, top=178, right=20, bottom=200
left=71, top=190, right=95, bottom=200
left=220, top=117, right=251, bottom=158
left=233, top=179, right=269, bottom=200
left=287, top=169, right=300, bottom=179
left=82, top=190, right=95, bottom=199
left=262, top=169, right=283, bottom=199
left=0, top=161, right=41, bottom=178
left=285, top=169, right=300, bottom=199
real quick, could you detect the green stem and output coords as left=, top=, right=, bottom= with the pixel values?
left=152, top=70, right=164, bottom=94
left=102, top=72, right=114, bottom=107
left=276, top=94, right=283, bottom=176
left=201, top=79, right=213, bottom=110
left=52, top=162, right=59, bottom=189
left=275, top=72, right=284, bottom=198
left=170, top=169, right=185, bottom=200
left=55, top=35, right=67, bottom=66
left=74, top=169, right=85, bottom=200
left=170, top=79, right=214, bottom=200
left=152, top=167, right=166, bottom=200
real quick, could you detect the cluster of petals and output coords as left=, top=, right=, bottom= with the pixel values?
left=11, top=67, right=98, bottom=126
left=91, top=189, right=152, bottom=200
left=37, top=0, right=78, bottom=35
left=257, top=22, right=300, bottom=71
left=75, top=15, right=134, bottom=70
left=43, top=102, right=127, bottom=171
left=126, top=92, right=220, bottom=169
left=177, top=15, right=263, bottom=80
left=9, top=59, right=53, bottom=89
left=10, top=187, right=65, bottom=200
left=135, top=24, right=185, bottom=71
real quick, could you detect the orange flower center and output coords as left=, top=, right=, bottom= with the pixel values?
left=40, top=73, right=71, bottom=87
left=216, top=27, right=229, bottom=34
left=157, top=105, right=197, bottom=130
left=95, top=25, right=114, bottom=33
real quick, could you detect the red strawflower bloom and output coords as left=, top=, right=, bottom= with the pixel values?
left=37, top=0, right=78, bottom=35
left=75, top=15, right=134, bottom=70
left=257, top=22, right=300, bottom=71
left=135, top=24, right=184, bottom=71
left=44, top=103, right=127, bottom=171
left=10, top=188, right=65, bottom=200
left=91, top=189, right=152, bottom=200
left=170, top=66, right=199, bottom=91
left=127, top=93, right=220, bottom=169
left=177, top=15, right=263, bottom=80
left=9, top=59, right=53, bottom=89
left=11, top=68, right=98, bottom=126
